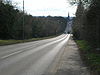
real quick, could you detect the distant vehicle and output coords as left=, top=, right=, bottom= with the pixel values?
left=67, top=32, right=70, bottom=34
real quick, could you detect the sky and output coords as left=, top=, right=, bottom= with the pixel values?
left=12, top=0, right=77, bottom=17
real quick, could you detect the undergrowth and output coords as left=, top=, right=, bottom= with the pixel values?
left=76, top=40, right=100, bottom=75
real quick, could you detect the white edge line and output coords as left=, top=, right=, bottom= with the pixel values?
left=1, top=50, right=23, bottom=59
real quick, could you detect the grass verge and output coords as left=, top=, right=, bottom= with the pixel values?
left=76, top=40, right=100, bottom=75
left=0, top=35, right=58, bottom=46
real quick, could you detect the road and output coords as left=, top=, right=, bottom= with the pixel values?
left=0, top=34, right=70, bottom=75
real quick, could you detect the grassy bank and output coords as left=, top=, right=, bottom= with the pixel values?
left=76, top=40, right=100, bottom=75
left=0, top=35, right=58, bottom=46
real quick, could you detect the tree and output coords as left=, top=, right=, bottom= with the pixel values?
left=0, top=2, right=18, bottom=39
left=71, top=0, right=100, bottom=48
left=0, top=2, right=67, bottom=40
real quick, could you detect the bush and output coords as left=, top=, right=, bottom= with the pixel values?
left=76, top=40, right=100, bottom=75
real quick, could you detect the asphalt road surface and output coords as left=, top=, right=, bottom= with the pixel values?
left=0, top=34, right=70, bottom=75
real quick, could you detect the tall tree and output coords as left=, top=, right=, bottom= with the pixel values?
left=71, top=0, right=100, bottom=48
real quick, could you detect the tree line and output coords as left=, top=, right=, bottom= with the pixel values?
left=70, top=0, right=100, bottom=49
left=0, top=1, right=67, bottom=40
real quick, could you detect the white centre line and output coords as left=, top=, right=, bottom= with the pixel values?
left=1, top=50, right=24, bottom=59
left=0, top=34, right=68, bottom=59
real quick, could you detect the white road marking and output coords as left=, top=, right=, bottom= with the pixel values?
left=0, top=34, right=68, bottom=59
left=1, top=50, right=23, bottom=59
left=21, top=34, right=70, bottom=75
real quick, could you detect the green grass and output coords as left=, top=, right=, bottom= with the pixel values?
left=0, top=40, right=22, bottom=45
left=76, top=40, right=100, bottom=75
left=86, top=53, right=100, bottom=71
left=76, top=40, right=91, bottom=51
left=0, top=35, right=58, bottom=46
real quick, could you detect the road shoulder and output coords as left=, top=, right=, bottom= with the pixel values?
left=55, top=37, right=90, bottom=75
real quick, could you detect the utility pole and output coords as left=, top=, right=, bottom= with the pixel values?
left=23, top=0, right=24, bottom=40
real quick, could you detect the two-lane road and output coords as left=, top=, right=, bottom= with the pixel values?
left=0, top=34, right=70, bottom=75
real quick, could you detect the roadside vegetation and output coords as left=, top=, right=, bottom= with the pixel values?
left=0, top=34, right=59, bottom=46
left=76, top=40, right=100, bottom=75
left=0, top=1, right=67, bottom=40
left=69, top=0, right=100, bottom=75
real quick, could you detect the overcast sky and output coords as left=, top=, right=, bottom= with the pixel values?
left=12, top=0, right=77, bottom=17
